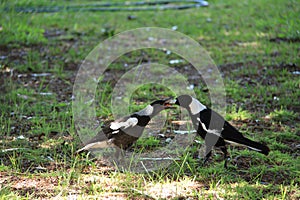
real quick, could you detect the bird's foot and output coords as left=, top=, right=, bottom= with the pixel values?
left=223, top=158, right=228, bottom=169
left=200, top=157, right=210, bottom=167
left=200, top=151, right=212, bottom=167
left=223, top=157, right=232, bottom=169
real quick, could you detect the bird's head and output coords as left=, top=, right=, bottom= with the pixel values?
left=174, top=95, right=206, bottom=114
left=174, top=94, right=193, bottom=108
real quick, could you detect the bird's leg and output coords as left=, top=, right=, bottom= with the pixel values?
left=202, top=140, right=214, bottom=166
left=112, top=146, right=123, bottom=165
left=220, top=146, right=229, bottom=169
left=203, top=150, right=212, bottom=166
left=114, top=148, right=121, bottom=159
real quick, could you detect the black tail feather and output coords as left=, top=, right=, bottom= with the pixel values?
left=225, top=136, right=270, bottom=155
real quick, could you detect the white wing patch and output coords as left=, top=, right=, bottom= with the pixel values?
left=197, top=117, right=223, bottom=137
left=110, top=117, right=138, bottom=131
left=189, top=98, right=206, bottom=115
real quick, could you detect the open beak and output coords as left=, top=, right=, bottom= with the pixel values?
left=163, top=97, right=177, bottom=109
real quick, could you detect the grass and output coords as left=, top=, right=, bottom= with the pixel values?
left=1, top=0, right=300, bottom=199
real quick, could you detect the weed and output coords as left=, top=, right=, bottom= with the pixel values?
left=268, top=107, right=298, bottom=122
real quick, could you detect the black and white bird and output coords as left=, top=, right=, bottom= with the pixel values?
left=76, top=98, right=174, bottom=157
left=175, top=94, right=270, bottom=168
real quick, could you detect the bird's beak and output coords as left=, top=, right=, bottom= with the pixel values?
left=174, top=98, right=179, bottom=105
left=163, top=97, right=177, bottom=109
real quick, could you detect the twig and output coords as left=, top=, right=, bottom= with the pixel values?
left=139, top=157, right=180, bottom=161
left=1, top=148, right=29, bottom=153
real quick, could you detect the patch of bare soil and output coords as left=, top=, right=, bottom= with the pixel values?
left=269, top=37, right=300, bottom=43
left=220, top=62, right=298, bottom=82
left=0, top=172, right=58, bottom=198
left=232, top=155, right=294, bottom=185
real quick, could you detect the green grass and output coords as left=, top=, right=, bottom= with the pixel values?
left=1, top=0, right=300, bottom=199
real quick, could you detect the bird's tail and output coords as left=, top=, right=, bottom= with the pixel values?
left=76, top=139, right=115, bottom=153
left=225, top=136, right=270, bottom=155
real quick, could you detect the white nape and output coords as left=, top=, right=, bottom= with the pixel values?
left=189, top=97, right=206, bottom=115
left=136, top=105, right=154, bottom=116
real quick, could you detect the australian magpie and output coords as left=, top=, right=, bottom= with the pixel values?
left=175, top=94, right=270, bottom=168
left=76, top=98, right=174, bottom=157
